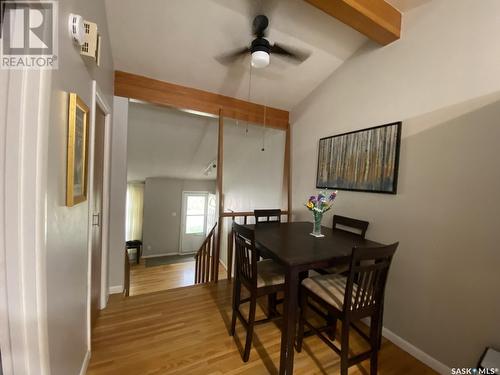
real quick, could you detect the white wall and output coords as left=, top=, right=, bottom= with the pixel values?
left=142, top=177, right=216, bottom=256
left=291, top=0, right=500, bottom=370
left=44, top=0, right=114, bottom=374
left=220, top=120, right=286, bottom=266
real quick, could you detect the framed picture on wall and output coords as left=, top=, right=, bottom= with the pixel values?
left=66, top=93, right=90, bottom=206
left=316, top=122, right=402, bottom=194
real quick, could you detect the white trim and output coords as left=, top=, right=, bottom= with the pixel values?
left=179, top=191, right=210, bottom=254
left=362, top=318, right=450, bottom=374
left=0, top=68, right=51, bottom=374
left=96, top=87, right=112, bottom=311
left=78, top=351, right=91, bottom=375
left=109, top=285, right=124, bottom=294
left=381, top=327, right=450, bottom=375
left=140, top=252, right=195, bottom=259
left=85, top=81, right=112, bottom=353
left=94, top=82, right=112, bottom=311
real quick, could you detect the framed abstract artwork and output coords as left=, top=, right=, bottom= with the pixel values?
left=66, top=93, right=90, bottom=206
left=316, top=122, right=402, bottom=194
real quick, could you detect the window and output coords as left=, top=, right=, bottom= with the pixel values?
left=185, top=195, right=206, bottom=234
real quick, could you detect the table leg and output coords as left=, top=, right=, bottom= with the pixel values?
left=279, top=267, right=299, bottom=375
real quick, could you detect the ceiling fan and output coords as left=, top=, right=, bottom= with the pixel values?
left=216, top=14, right=310, bottom=69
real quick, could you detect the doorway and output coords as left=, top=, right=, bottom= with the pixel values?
left=123, top=102, right=223, bottom=295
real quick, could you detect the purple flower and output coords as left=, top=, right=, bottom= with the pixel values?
left=309, top=196, right=317, bottom=202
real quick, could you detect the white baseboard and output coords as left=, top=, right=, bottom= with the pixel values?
left=141, top=252, right=180, bottom=258
left=108, top=285, right=123, bottom=294
left=361, top=318, right=450, bottom=374
left=381, top=327, right=450, bottom=375
left=79, top=350, right=91, bottom=375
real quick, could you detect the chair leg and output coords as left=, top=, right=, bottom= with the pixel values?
left=326, top=313, right=337, bottom=340
left=267, top=293, right=277, bottom=318
left=377, top=303, right=384, bottom=350
left=243, top=295, right=257, bottom=362
left=296, top=289, right=307, bottom=353
left=340, top=319, right=350, bottom=375
left=370, top=312, right=381, bottom=375
left=230, top=278, right=240, bottom=336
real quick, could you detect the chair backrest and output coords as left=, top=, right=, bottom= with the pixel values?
left=254, top=209, right=282, bottom=224
left=332, top=215, right=369, bottom=239
left=233, top=222, right=258, bottom=286
left=343, top=242, right=399, bottom=316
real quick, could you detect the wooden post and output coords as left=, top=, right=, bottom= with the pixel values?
left=283, top=125, right=292, bottom=222
left=227, top=217, right=235, bottom=280
left=214, top=108, right=224, bottom=282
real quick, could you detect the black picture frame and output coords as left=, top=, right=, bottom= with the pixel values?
left=316, top=121, right=402, bottom=194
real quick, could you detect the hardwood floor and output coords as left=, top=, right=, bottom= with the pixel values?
left=129, top=258, right=227, bottom=296
left=88, top=280, right=438, bottom=375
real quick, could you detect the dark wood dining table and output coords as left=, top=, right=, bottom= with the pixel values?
left=245, top=221, right=383, bottom=375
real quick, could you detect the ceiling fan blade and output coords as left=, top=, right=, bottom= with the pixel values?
left=271, top=43, right=311, bottom=64
left=215, top=47, right=250, bottom=65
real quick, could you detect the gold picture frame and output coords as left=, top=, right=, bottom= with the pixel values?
left=66, top=93, right=89, bottom=207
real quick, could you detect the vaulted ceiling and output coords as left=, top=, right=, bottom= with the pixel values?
left=105, top=0, right=422, bottom=111
left=105, top=0, right=369, bottom=110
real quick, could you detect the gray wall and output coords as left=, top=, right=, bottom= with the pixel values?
left=45, top=0, right=114, bottom=374
left=142, top=177, right=216, bottom=256
left=291, top=0, right=500, bottom=369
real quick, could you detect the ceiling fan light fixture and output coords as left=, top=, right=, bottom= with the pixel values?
left=251, top=51, right=270, bottom=68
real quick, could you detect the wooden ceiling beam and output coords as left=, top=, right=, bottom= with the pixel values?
left=114, top=71, right=289, bottom=130
left=304, top=0, right=401, bottom=45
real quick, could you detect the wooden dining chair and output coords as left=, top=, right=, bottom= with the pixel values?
left=317, top=215, right=370, bottom=276
left=333, top=215, right=369, bottom=238
left=254, top=209, right=282, bottom=224
left=230, top=222, right=285, bottom=362
left=296, top=243, right=399, bottom=375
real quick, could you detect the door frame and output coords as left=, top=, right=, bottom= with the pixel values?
left=179, top=191, right=210, bottom=254
left=0, top=68, right=51, bottom=374
left=85, top=81, right=112, bottom=351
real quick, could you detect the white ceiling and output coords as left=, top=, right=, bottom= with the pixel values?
left=106, top=0, right=424, bottom=110
left=386, top=0, right=432, bottom=12
left=127, top=101, right=286, bottom=182
left=127, top=102, right=218, bottom=181
left=105, top=0, right=369, bottom=110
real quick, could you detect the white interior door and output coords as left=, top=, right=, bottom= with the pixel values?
left=180, top=192, right=208, bottom=254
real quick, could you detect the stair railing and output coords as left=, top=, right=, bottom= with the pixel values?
left=194, top=223, right=217, bottom=284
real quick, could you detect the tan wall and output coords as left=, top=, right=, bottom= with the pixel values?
left=291, top=0, right=500, bottom=369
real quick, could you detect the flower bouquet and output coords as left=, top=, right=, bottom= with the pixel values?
left=305, top=190, right=338, bottom=237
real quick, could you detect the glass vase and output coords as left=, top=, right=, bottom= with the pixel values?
left=311, top=212, right=324, bottom=238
